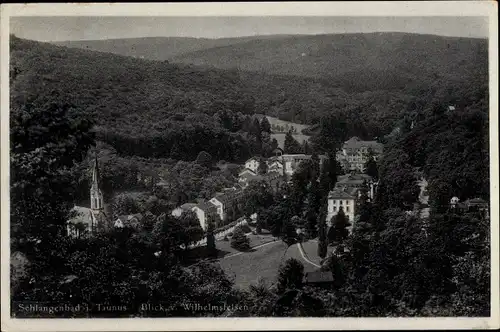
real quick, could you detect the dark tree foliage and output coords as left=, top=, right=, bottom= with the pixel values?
left=317, top=201, right=328, bottom=259
left=328, top=208, right=351, bottom=245
left=206, top=217, right=216, bottom=257
left=277, top=258, right=304, bottom=293
left=284, top=130, right=303, bottom=154
left=260, top=116, right=272, bottom=133
left=364, top=156, right=379, bottom=180
left=10, top=100, right=95, bottom=252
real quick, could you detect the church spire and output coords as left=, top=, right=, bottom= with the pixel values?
left=91, top=154, right=99, bottom=190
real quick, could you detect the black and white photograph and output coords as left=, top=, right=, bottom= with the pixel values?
left=1, top=2, right=498, bottom=331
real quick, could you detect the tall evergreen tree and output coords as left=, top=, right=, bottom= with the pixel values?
left=257, top=157, right=268, bottom=175
left=260, top=116, right=271, bottom=133
left=330, top=208, right=351, bottom=244
left=317, top=200, right=328, bottom=259
left=206, top=216, right=216, bottom=257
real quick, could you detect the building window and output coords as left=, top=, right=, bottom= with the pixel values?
left=340, top=200, right=343, bottom=205
left=333, top=206, right=337, bottom=212
left=346, top=206, right=350, bottom=212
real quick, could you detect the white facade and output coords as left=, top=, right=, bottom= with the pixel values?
left=209, top=197, right=225, bottom=221
left=192, top=206, right=208, bottom=230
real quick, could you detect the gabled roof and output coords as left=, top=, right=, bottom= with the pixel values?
left=245, top=157, right=260, bottom=163
left=304, top=271, right=334, bottom=284
left=239, top=168, right=256, bottom=176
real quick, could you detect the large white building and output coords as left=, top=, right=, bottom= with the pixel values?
left=336, top=137, right=383, bottom=173
left=67, top=156, right=109, bottom=238
left=326, top=173, right=377, bottom=230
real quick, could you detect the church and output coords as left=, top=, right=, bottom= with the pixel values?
left=66, top=155, right=110, bottom=238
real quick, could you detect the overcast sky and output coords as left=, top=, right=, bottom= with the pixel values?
left=10, top=16, right=488, bottom=41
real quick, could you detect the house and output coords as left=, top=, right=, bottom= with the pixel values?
left=209, top=188, right=245, bottom=222
left=67, top=155, right=109, bottom=238
left=281, top=154, right=328, bottom=176
left=171, top=203, right=198, bottom=217
left=114, top=213, right=143, bottom=229
left=244, top=157, right=261, bottom=173
left=327, top=188, right=359, bottom=228
left=336, top=137, right=383, bottom=172
left=192, top=201, right=219, bottom=230
left=336, top=173, right=376, bottom=200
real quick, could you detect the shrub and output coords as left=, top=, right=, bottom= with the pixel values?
left=230, top=227, right=250, bottom=251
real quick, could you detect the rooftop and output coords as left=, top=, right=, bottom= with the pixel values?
left=195, top=200, right=217, bottom=212
left=343, top=137, right=383, bottom=151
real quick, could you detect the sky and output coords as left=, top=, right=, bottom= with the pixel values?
left=10, top=16, right=488, bottom=42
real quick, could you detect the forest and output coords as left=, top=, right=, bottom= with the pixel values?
left=9, top=33, right=490, bottom=317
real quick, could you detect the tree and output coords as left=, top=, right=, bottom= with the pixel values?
left=112, top=193, right=140, bottom=219
left=179, top=211, right=204, bottom=251
left=231, top=226, right=250, bottom=251
left=10, top=100, right=94, bottom=255
left=303, top=141, right=310, bottom=154
left=281, top=218, right=298, bottom=247
left=260, top=116, right=271, bottom=133
left=310, top=113, right=348, bottom=154
left=328, top=207, right=351, bottom=244
left=365, top=156, right=379, bottom=180
left=317, top=201, right=328, bottom=259
left=257, top=157, right=268, bottom=175
left=284, top=130, right=302, bottom=154
left=277, top=258, right=304, bottom=293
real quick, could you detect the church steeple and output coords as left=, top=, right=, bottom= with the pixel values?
left=90, top=154, right=104, bottom=212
